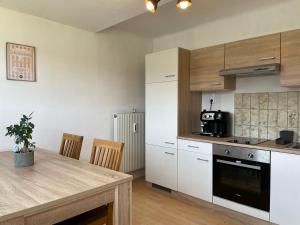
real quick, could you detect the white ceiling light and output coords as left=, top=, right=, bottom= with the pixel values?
left=145, top=0, right=160, bottom=13
left=177, top=0, right=192, bottom=10
left=145, top=0, right=192, bottom=13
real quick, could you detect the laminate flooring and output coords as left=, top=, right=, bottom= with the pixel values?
left=132, top=179, right=273, bottom=225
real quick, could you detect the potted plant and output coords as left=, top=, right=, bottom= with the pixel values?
left=5, top=113, right=36, bottom=167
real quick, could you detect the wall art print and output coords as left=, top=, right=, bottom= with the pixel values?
left=6, top=42, right=36, bottom=82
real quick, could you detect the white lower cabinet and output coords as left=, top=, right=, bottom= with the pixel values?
left=145, top=144, right=177, bottom=190
left=178, top=139, right=212, bottom=202
left=270, top=152, right=300, bottom=225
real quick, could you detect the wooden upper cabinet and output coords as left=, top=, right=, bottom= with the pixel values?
left=225, top=33, right=281, bottom=69
left=190, top=45, right=235, bottom=91
left=281, top=29, right=300, bottom=87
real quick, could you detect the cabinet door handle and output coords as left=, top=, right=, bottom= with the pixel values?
left=165, top=152, right=175, bottom=156
left=165, top=142, right=175, bottom=145
left=133, top=123, right=137, bottom=133
left=216, top=159, right=261, bottom=170
left=188, top=145, right=199, bottom=149
left=212, top=83, right=222, bottom=86
left=259, top=56, right=276, bottom=61
left=164, top=74, right=175, bottom=78
left=197, top=158, right=209, bottom=162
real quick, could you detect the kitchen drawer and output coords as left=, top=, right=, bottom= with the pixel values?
left=178, top=139, right=212, bottom=155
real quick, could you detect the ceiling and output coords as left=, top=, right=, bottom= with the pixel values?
left=0, top=0, right=173, bottom=32
left=0, top=0, right=289, bottom=38
left=114, top=0, right=289, bottom=38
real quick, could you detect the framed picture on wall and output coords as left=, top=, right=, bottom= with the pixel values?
left=6, top=42, right=36, bottom=82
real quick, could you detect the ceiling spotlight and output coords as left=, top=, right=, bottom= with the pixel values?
left=145, top=0, right=160, bottom=13
left=176, top=0, right=192, bottom=10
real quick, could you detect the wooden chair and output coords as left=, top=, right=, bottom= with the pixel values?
left=59, top=133, right=84, bottom=160
left=57, top=139, right=124, bottom=225
left=89, top=139, right=124, bottom=171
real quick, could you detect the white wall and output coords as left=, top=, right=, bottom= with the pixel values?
left=0, top=7, right=152, bottom=160
left=153, top=0, right=300, bottom=117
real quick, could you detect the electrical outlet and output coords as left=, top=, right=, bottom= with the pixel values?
left=209, top=94, right=216, bottom=111
left=210, top=94, right=216, bottom=104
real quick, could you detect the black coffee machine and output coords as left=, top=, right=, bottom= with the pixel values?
left=200, top=110, right=230, bottom=137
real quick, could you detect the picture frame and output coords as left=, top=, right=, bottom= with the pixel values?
left=6, top=42, right=36, bottom=82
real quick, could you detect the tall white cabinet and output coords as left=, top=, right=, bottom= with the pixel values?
left=270, top=152, right=300, bottom=225
left=145, top=48, right=179, bottom=190
left=145, top=81, right=178, bottom=148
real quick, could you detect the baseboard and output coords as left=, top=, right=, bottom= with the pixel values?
left=213, top=196, right=270, bottom=221
left=152, top=183, right=172, bottom=193
left=127, top=168, right=145, bottom=180
left=172, top=191, right=213, bottom=208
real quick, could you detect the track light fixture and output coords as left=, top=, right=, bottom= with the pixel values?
left=176, top=0, right=192, bottom=10
left=145, top=0, right=192, bottom=13
left=145, top=0, right=160, bottom=13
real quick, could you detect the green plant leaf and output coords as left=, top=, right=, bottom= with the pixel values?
left=6, top=113, right=35, bottom=149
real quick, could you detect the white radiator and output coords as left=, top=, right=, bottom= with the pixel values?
left=114, top=112, right=145, bottom=173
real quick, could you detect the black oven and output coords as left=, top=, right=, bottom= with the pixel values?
left=213, top=144, right=270, bottom=212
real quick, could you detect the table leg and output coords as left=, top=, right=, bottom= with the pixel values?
left=0, top=217, right=24, bottom=225
left=114, top=181, right=132, bottom=225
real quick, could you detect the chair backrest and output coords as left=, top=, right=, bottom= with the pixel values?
left=90, top=139, right=124, bottom=171
left=59, top=133, right=84, bottom=160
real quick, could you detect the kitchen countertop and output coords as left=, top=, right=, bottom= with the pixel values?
left=178, top=134, right=300, bottom=155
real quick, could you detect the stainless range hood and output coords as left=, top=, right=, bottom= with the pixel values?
left=219, top=63, right=281, bottom=77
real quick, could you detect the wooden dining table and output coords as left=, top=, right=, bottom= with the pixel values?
left=0, top=149, right=132, bottom=225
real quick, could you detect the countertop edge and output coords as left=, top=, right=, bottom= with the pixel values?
left=178, top=135, right=300, bottom=155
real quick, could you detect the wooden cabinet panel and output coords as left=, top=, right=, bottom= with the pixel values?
left=178, top=48, right=202, bottom=135
left=225, top=33, right=281, bottom=69
left=281, top=29, right=300, bottom=87
left=190, top=45, right=235, bottom=91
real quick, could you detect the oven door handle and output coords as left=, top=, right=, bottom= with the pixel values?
left=216, top=159, right=261, bottom=170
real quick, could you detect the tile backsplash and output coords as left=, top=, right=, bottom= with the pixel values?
left=234, top=92, right=300, bottom=141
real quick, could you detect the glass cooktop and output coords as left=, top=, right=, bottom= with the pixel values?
left=227, top=137, right=268, bottom=145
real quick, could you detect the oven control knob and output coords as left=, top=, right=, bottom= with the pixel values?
left=248, top=153, right=254, bottom=159
left=225, top=150, right=230, bottom=155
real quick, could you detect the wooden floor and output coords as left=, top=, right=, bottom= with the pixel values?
left=132, top=178, right=273, bottom=225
